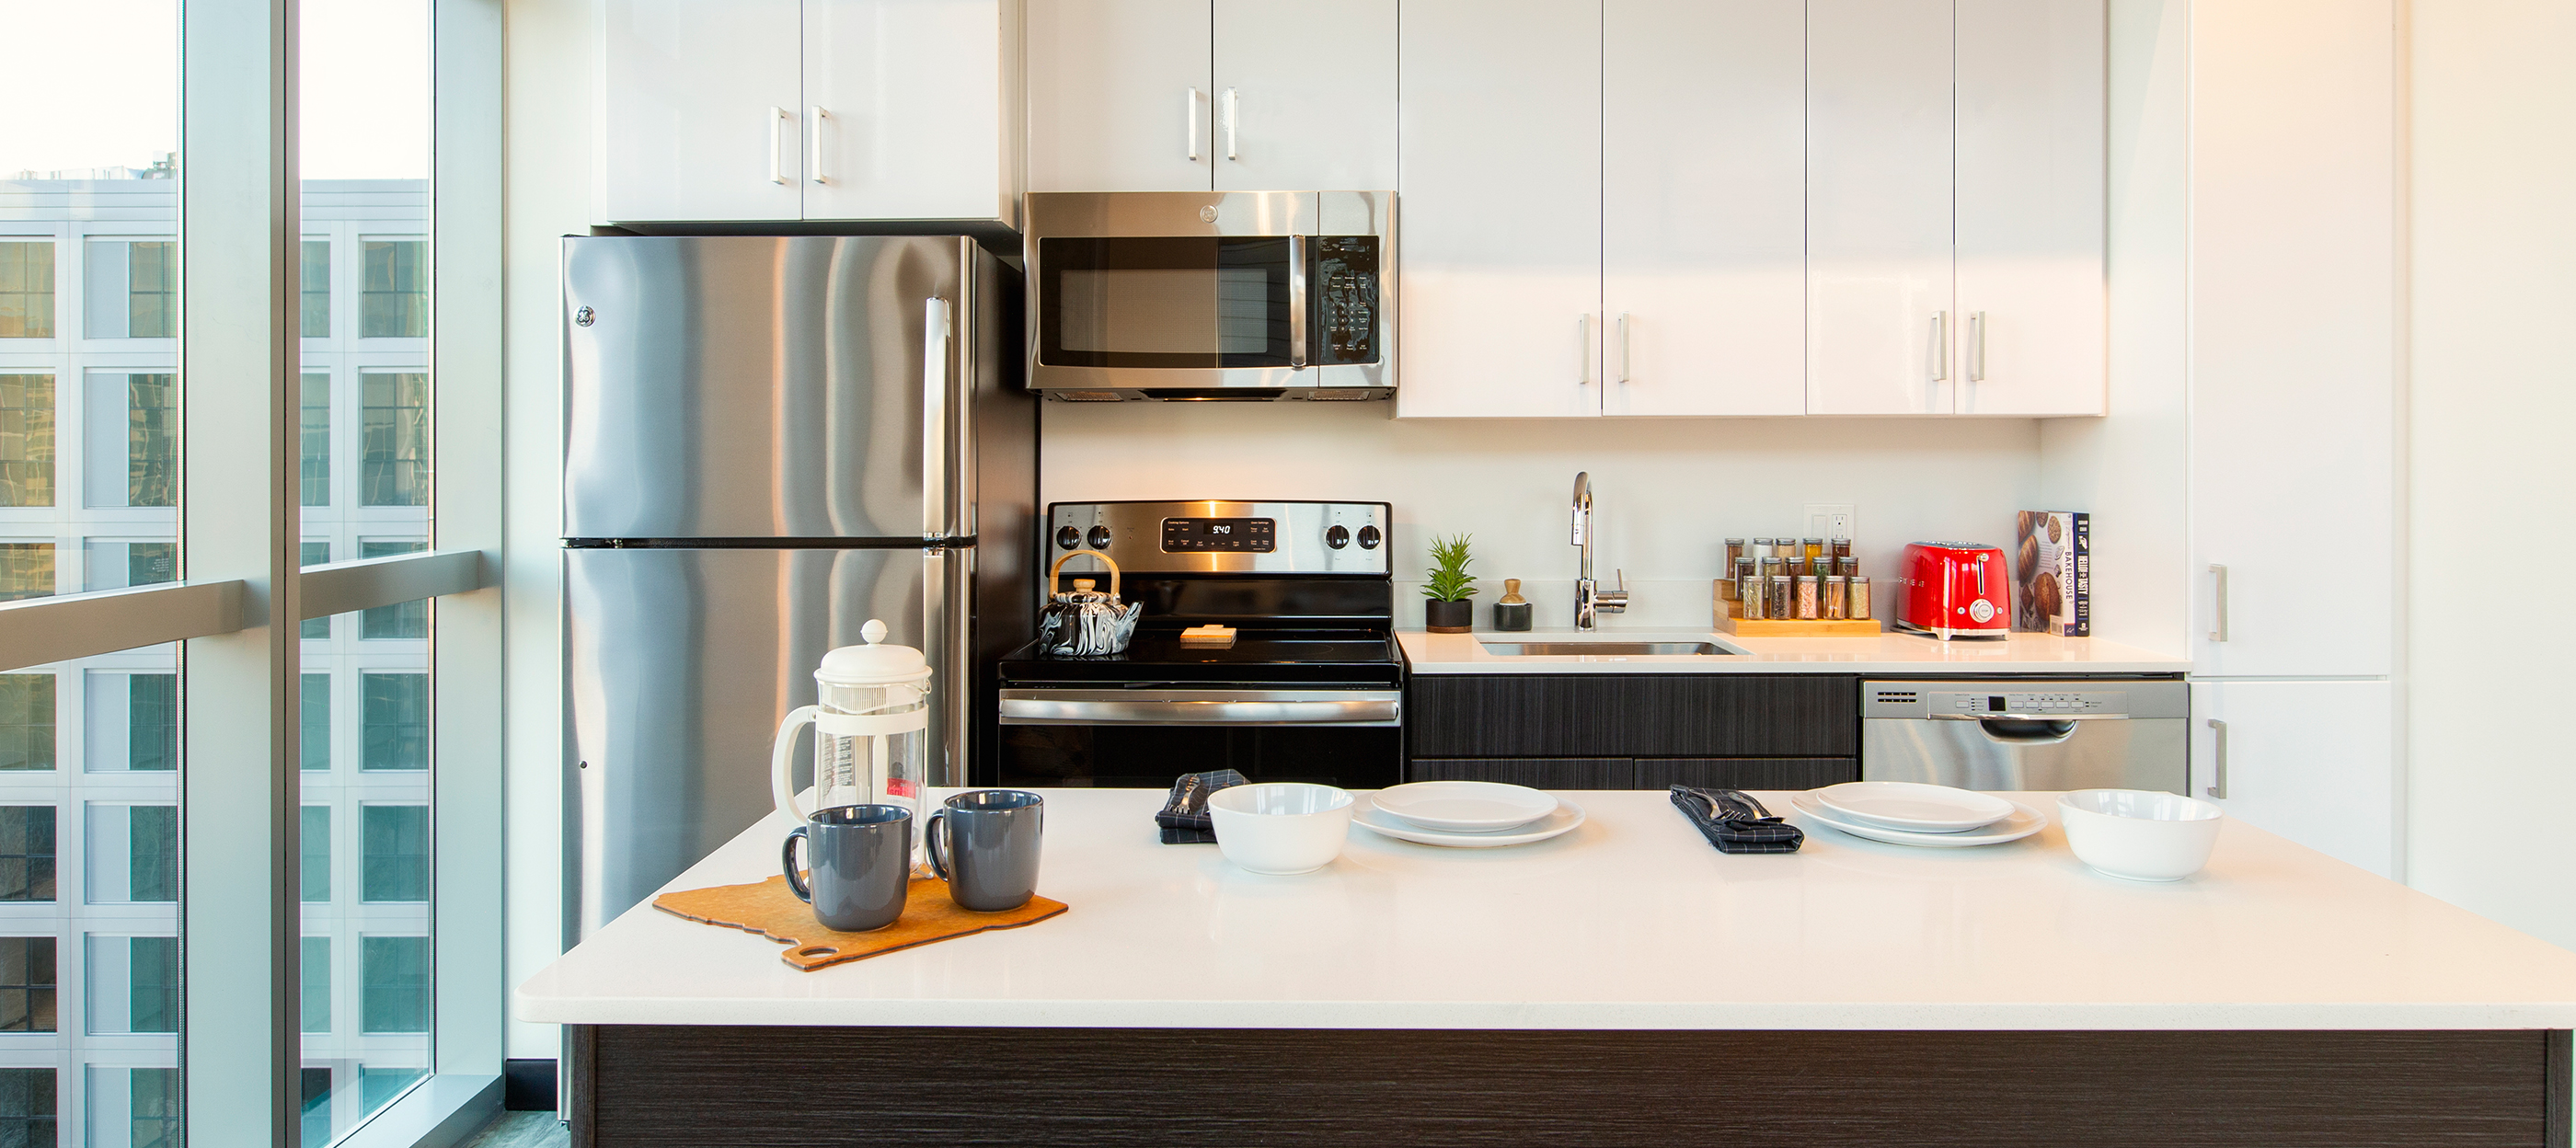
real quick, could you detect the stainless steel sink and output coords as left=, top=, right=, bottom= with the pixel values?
left=1478, top=641, right=1737, bottom=657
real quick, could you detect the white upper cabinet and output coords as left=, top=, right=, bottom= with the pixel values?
left=1952, top=0, right=2106, bottom=415
left=1805, top=0, right=1958, bottom=416
left=603, top=0, right=805, bottom=223
left=1211, top=0, right=1399, bottom=190
left=803, top=0, right=1019, bottom=223
left=1600, top=0, right=1806, bottom=417
left=1397, top=0, right=1603, bottom=419
left=603, top=0, right=1018, bottom=224
left=2189, top=0, right=2395, bottom=678
left=1025, top=0, right=1213, bottom=192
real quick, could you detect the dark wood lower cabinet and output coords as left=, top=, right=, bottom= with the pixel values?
left=1638, top=756, right=1858, bottom=790
left=568, top=1024, right=2573, bottom=1148
left=1409, top=757, right=1636, bottom=787
left=1410, top=757, right=1856, bottom=789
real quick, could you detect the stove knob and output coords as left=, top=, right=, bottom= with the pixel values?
left=1087, top=525, right=1114, bottom=549
left=1356, top=525, right=1382, bottom=550
left=1325, top=525, right=1351, bottom=549
left=1054, top=525, right=1081, bottom=550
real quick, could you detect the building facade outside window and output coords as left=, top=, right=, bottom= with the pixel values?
left=358, top=239, right=425, bottom=339
left=302, top=239, right=330, bottom=339
left=0, top=373, right=53, bottom=506
left=0, top=243, right=53, bottom=339
left=0, top=1068, right=56, bottom=1145
left=0, top=807, right=52, bottom=901
left=0, top=936, right=57, bottom=1032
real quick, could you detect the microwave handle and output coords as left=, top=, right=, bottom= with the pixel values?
left=1287, top=235, right=1307, bottom=369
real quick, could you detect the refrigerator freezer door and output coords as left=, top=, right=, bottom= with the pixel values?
left=563, top=235, right=975, bottom=541
left=565, top=545, right=964, bottom=937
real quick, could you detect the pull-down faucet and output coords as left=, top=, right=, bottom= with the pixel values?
left=1571, top=471, right=1628, bottom=631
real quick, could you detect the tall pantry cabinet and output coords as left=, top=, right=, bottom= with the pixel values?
left=2185, top=0, right=2398, bottom=876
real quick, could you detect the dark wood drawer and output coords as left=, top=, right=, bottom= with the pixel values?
left=1409, top=674, right=1857, bottom=758
left=1409, top=758, right=1637, bottom=788
left=1637, top=757, right=1857, bottom=791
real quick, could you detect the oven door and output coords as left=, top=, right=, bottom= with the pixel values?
left=994, top=688, right=1402, bottom=789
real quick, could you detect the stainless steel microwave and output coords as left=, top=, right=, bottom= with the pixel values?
left=1023, top=190, right=1395, bottom=402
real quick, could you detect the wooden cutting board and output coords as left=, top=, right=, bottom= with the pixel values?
left=653, top=874, right=1068, bottom=971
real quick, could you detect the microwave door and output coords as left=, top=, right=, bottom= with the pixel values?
left=1037, top=235, right=1296, bottom=371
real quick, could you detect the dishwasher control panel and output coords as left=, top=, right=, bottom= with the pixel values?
left=1863, top=680, right=2190, bottom=720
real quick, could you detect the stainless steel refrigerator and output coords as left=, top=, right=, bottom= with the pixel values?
left=560, top=235, right=1033, bottom=939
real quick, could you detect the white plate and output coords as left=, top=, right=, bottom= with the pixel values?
left=1368, top=781, right=1560, bottom=832
left=1811, top=781, right=2017, bottom=833
left=1351, top=799, right=1586, bottom=848
left=1790, top=792, right=2045, bottom=848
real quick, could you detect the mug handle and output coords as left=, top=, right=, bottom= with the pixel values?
left=782, top=826, right=813, bottom=904
left=925, top=809, right=952, bottom=881
left=769, top=705, right=820, bottom=821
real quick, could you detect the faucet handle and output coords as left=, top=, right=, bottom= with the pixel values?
left=1598, top=568, right=1630, bottom=613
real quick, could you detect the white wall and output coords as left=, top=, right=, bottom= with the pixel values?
left=500, top=0, right=590, bottom=1060
left=2038, top=0, right=2189, bottom=658
left=2406, top=1, right=2576, bottom=950
left=1041, top=404, right=2043, bottom=629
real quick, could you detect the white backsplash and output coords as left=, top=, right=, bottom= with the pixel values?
left=1040, top=402, right=2044, bottom=630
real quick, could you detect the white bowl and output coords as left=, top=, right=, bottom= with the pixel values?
left=2057, top=789, right=2224, bottom=881
left=1207, top=783, right=1355, bottom=875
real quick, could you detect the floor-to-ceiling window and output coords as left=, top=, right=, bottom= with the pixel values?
left=0, top=1, right=498, bottom=1143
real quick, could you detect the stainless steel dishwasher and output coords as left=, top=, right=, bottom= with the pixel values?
left=1860, top=680, right=2189, bottom=794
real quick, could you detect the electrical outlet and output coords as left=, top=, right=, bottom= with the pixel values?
left=1804, top=503, right=1856, bottom=543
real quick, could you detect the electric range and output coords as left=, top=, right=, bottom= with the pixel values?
left=991, top=499, right=1401, bottom=790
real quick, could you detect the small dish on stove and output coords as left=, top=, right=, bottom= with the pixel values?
left=1368, top=781, right=1558, bottom=832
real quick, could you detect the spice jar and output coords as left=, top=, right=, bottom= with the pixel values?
left=1803, top=537, right=1826, bottom=563
left=1724, top=538, right=1747, bottom=569
left=1848, top=575, right=1871, bottom=621
left=1731, top=557, right=1756, bottom=603
left=1831, top=538, right=1853, bottom=563
left=1785, top=555, right=1808, bottom=579
left=1823, top=575, right=1848, bottom=620
left=1740, top=565, right=1767, bottom=619
left=1796, top=575, right=1821, bottom=619
left=1752, top=536, right=1777, bottom=561
left=1836, top=555, right=1859, bottom=579
left=1766, top=574, right=1792, bottom=621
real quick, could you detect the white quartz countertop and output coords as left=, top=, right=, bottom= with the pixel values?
left=515, top=788, right=2576, bottom=1031
left=1397, top=626, right=2194, bottom=674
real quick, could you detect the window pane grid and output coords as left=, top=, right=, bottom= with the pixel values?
left=0, top=373, right=56, bottom=507
left=0, top=242, right=56, bottom=339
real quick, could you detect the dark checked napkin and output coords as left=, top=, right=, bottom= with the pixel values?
left=1670, top=786, right=1805, bottom=855
left=1156, top=769, right=1249, bottom=844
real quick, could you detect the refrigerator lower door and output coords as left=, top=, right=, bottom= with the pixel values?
left=564, top=545, right=959, bottom=938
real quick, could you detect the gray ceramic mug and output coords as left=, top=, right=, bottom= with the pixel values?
left=783, top=804, right=911, bottom=932
left=926, top=789, right=1044, bottom=912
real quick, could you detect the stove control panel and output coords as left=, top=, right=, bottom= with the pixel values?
left=1047, top=500, right=1392, bottom=575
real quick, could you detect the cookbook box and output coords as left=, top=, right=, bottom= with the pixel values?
left=2013, top=511, right=2090, bottom=637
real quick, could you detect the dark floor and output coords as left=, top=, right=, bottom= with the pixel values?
left=460, top=1110, right=568, bottom=1148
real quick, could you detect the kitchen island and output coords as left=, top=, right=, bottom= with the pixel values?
left=518, top=789, right=2576, bottom=1146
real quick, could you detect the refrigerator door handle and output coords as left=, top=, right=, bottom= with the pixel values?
left=922, top=295, right=959, bottom=539
left=925, top=545, right=974, bottom=787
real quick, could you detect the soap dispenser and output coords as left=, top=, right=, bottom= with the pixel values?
left=1493, top=579, right=1533, bottom=631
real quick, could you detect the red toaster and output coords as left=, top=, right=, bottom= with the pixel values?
left=1895, top=542, right=2011, bottom=640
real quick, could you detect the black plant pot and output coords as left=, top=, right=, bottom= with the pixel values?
left=1424, top=598, right=1475, bottom=634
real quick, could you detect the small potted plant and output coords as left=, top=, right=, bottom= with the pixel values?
left=1422, top=534, right=1477, bottom=634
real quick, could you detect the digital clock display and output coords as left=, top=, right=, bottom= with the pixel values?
left=1161, top=517, right=1277, bottom=552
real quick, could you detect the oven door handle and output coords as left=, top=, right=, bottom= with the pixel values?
left=998, top=693, right=1400, bottom=727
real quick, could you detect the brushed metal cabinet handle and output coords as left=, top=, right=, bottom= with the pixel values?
left=1968, top=311, right=1986, bottom=382
left=2206, top=718, right=2229, bottom=799
left=2209, top=563, right=2230, bottom=642
left=767, top=106, right=789, bottom=185
left=1929, top=311, right=1949, bottom=382
left=1616, top=312, right=1631, bottom=385
left=1223, top=87, right=1239, bottom=160
left=1185, top=87, right=1202, bottom=161
left=1577, top=315, right=1593, bottom=387
left=808, top=106, right=828, bottom=184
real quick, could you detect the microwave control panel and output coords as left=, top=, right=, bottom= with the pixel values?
left=1314, top=236, right=1380, bottom=366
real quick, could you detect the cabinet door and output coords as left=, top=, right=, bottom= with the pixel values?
left=1805, top=0, right=1954, bottom=415
left=603, top=0, right=804, bottom=223
left=1638, top=758, right=1858, bottom=791
left=1395, top=0, right=1603, bottom=419
left=2192, top=681, right=2393, bottom=877
left=1952, top=0, right=2105, bottom=415
left=1600, top=0, right=1805, bottom=417
left=803, top=0, right=1012, bottom=223
left=1024, top=0, right=1212, bottom=191
left=1211, top=0, right=1398, bottom=190
left=1410, top=759, right=1637, bottom=789
left=2188, top=0, right=2395, bottom=677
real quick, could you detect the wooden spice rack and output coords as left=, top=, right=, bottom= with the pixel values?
left=1712, top=580, right=1883, bottom=637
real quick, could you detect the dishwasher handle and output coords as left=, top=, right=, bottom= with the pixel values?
left=1929, top=712, right=2129, bottom=723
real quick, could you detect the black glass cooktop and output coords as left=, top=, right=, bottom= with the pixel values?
left=998, top=627, right=1399, bottom=686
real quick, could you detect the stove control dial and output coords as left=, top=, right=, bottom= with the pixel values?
left=1356, top=525, right=1382, bottom=550
left=1087, top=525, right=1114, bottom=549
left=1325, top=524, right=1351, bottom=549
left=1054, top=525, right=1081, bottom=550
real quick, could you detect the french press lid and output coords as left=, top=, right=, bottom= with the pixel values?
left=814, top=619, right=933, bottom=686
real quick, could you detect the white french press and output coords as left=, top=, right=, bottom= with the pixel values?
left=768, top=619, right=934, bottom=848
